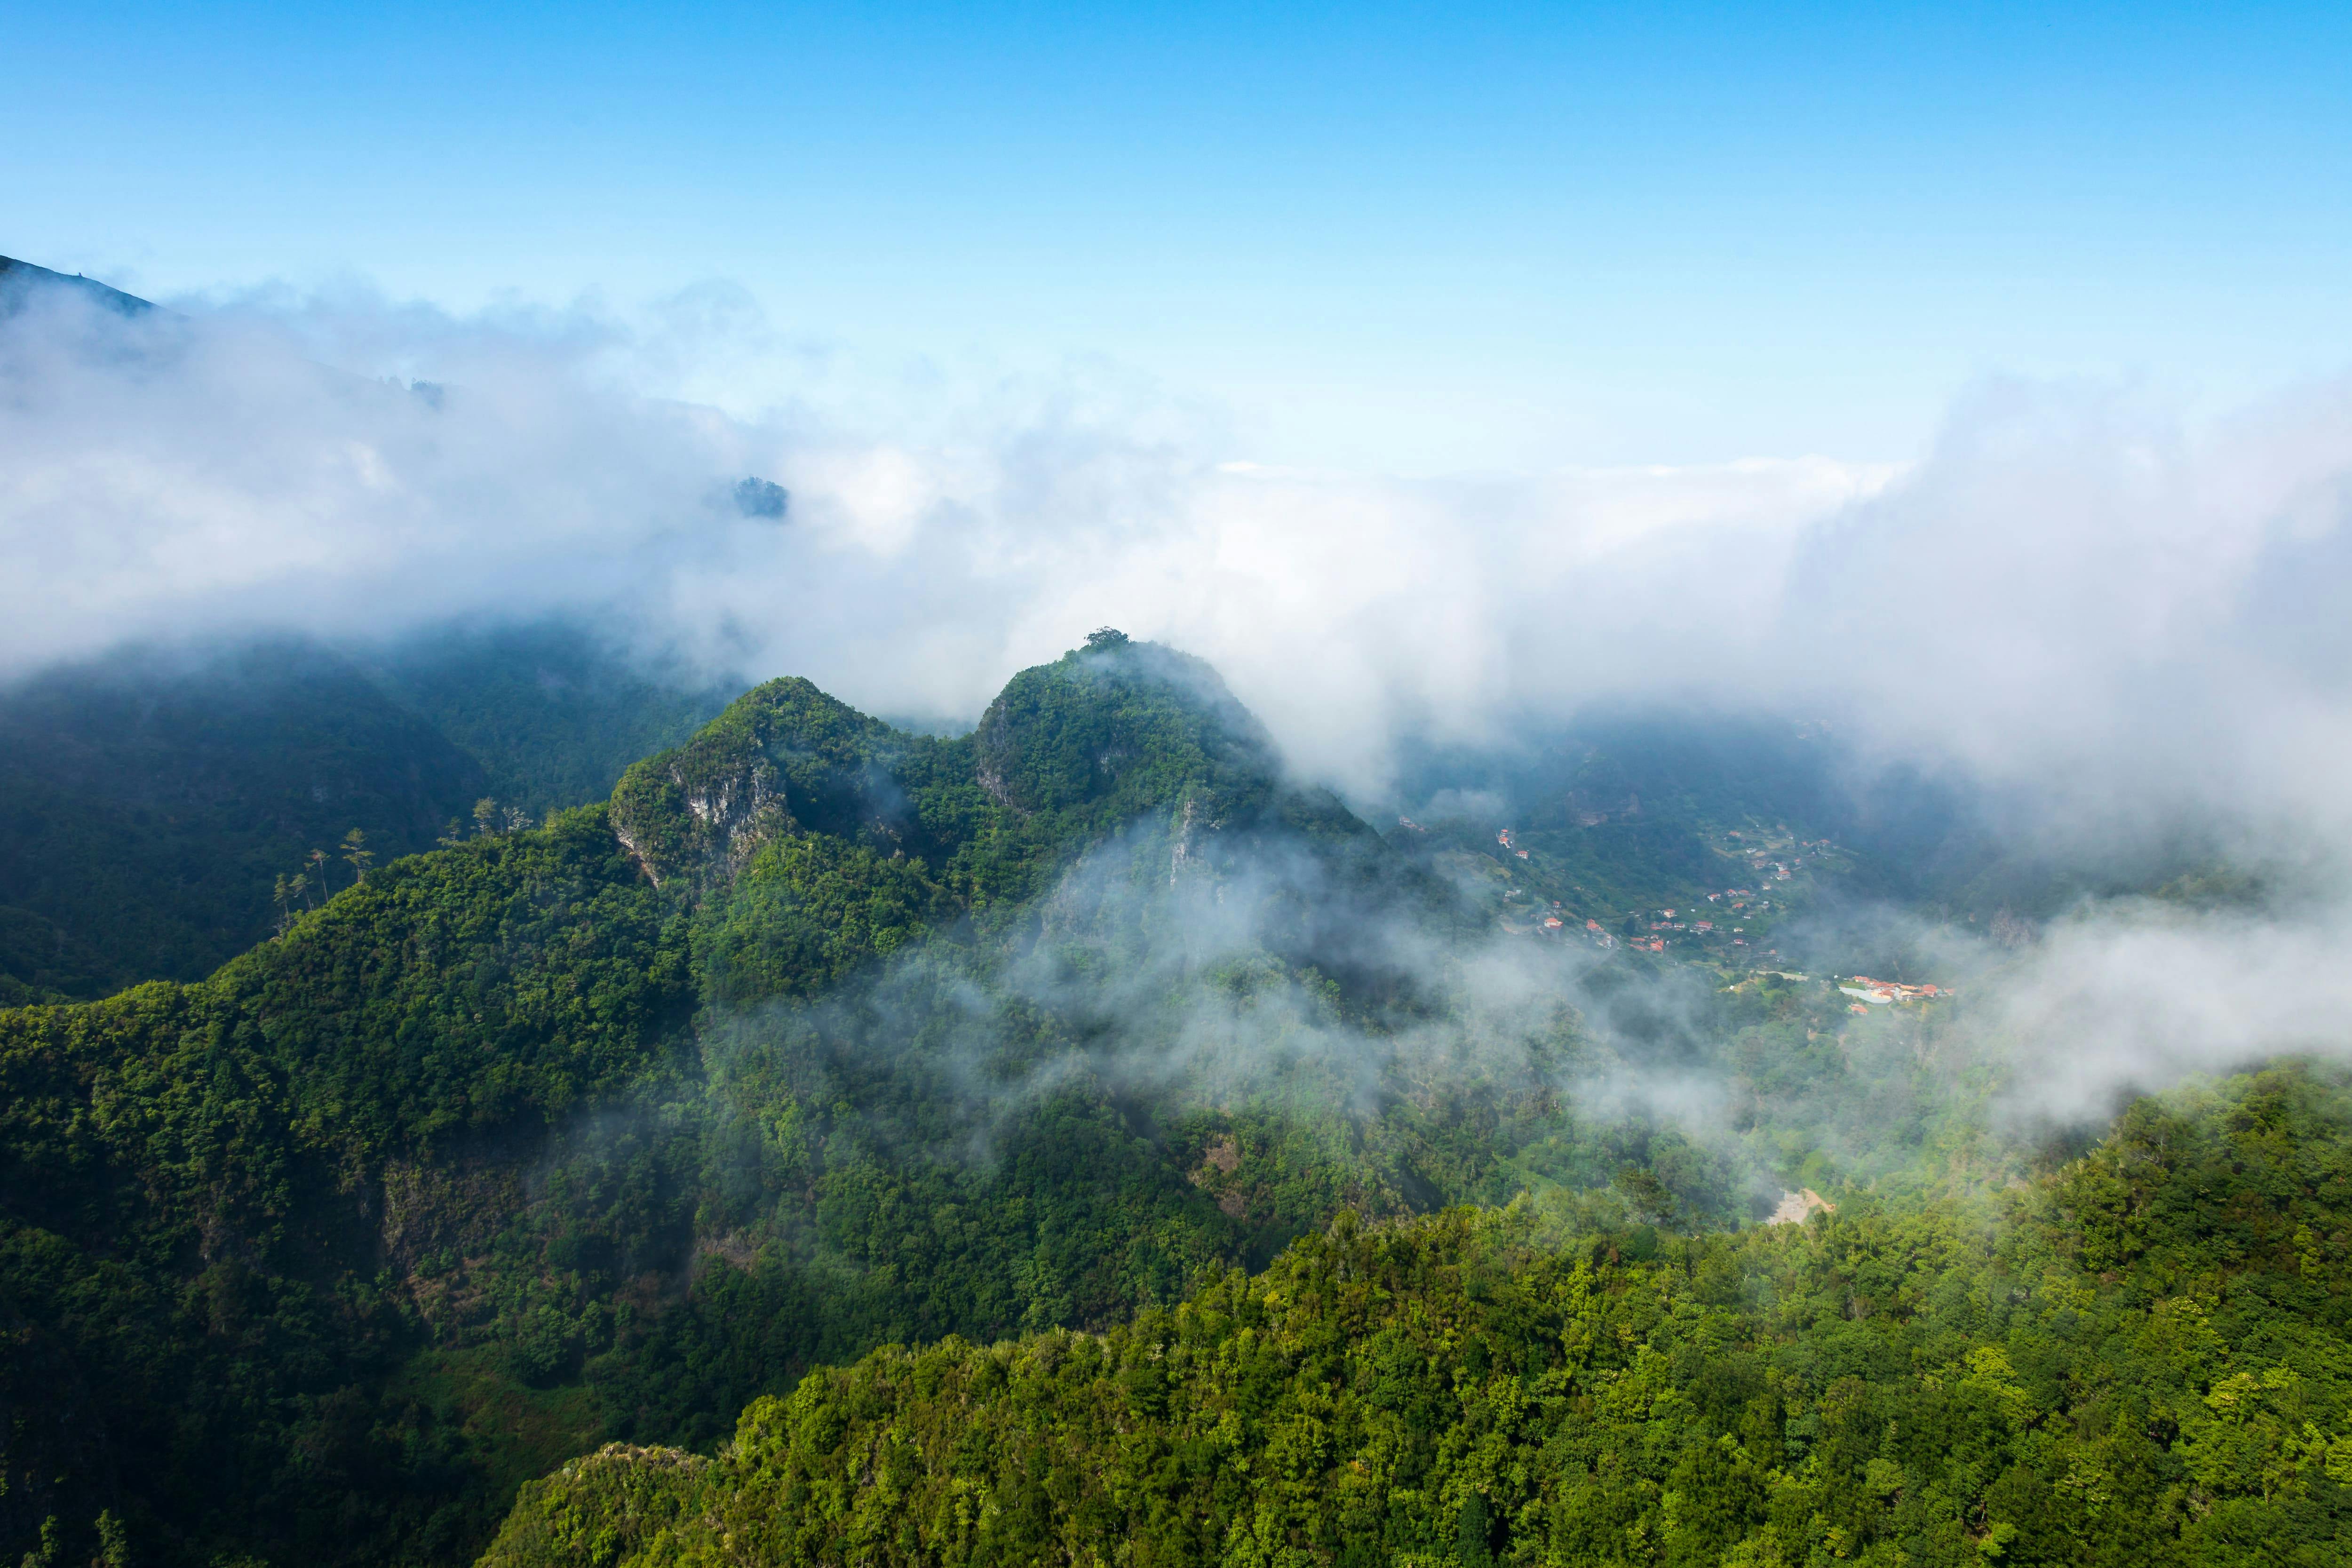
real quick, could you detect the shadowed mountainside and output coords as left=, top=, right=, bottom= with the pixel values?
left=0, top=624, right=730, bottom=1002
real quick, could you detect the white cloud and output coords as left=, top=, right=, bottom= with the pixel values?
left=1982, top=897, right=2352, bottom=1122
left=10, top=276, right=2352, bottom=1129
left=8, top=279, right=2352, bottom=848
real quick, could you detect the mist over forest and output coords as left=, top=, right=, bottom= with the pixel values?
left=6, top=255, right=2352, bottom=1568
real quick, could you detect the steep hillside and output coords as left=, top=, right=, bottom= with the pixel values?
left=0, top=255, right=155, bottom=319
left=370, top=621, right=735, bottom=821
left=0, top=802, right=688, bottom=1565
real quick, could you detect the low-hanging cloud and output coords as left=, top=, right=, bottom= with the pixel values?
left=9, top=275, right=2352, bottom=1127
left=1, top=281, right=1883, bottom=785
left=1973, top=895, right=2352, bottom=1121
left=12, top=279, right=2352, bottom=840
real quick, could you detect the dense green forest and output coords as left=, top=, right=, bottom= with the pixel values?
left=482, top=1065, right=2352, bottom=1567
left=0, top=629, right=2321, bottom=1568
left=373, top=622, right=734, bottom=825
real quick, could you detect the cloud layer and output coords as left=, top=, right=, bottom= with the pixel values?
left=7, top=282, right=2352, bottom=838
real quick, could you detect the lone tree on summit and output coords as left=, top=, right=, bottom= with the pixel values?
left=1085, top=627, right=1130, bottom=651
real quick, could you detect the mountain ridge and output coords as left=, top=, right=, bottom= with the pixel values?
left=0, top=633, right=1503, bottom=1568
left=0, top=255, right=155, bottom=320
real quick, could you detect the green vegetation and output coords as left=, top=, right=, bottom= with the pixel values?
left=0, top=806, right=689, bottom=1564
left=610, top=632, right=1369, bottom=921
left=0, top=634, right=1462, bottom=1566
left=484, top=1066, right=2352, bottom=1568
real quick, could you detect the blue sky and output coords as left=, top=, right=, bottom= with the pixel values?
left=8, top=1, right=2352, bottom=470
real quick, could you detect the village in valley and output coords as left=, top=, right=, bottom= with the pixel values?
left=1438, top=817, right=1844, bottom=961
left=1394, top=803, right=1952, bottom=1007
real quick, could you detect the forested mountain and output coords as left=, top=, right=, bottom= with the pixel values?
left=2, top=632, right=1510, bottom=1566
left=0, top=629, right=2328, bottom=1568
left=0, top=640, right=488, bottom=1000
left=0, top=623, right=729, bottom=1002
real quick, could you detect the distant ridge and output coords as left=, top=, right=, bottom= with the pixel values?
left=0, top=254, right=156, bottom=318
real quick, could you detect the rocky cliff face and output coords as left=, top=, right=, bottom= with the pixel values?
left=608, top=639, right=1387, bottom=938
left=610, top=750, right=784, bottom=887
left=606, top=676, right=893, bottom=888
